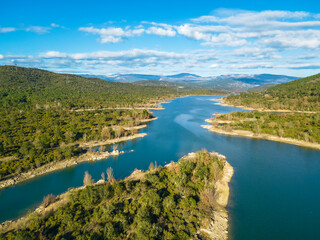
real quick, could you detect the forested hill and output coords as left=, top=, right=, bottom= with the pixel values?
left=0, top=66, right=176, bottom=111
left=225, top=73, right=320, bottom=111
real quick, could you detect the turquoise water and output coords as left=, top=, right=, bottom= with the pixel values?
left=1, top=96, right=320, bottom=239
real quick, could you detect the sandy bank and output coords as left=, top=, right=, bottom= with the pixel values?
left=79, top=133, right=146, bottom=148
left=202, top=123, right=320, bottom=151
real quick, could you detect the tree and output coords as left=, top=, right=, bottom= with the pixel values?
left=0, top=142, right=4, bottom=155
left=107, top=167, right=115, bottom=183
left=83, top=171, right=93, bottom=186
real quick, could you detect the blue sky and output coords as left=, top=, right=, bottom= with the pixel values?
left=1, top=0, right=320, bottom=77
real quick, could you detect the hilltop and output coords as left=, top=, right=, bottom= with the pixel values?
left=224, top=73, right=320, bottom=111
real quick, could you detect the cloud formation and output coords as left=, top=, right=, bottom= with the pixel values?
left=1, top=9, right=320, bottom=76
left=0, top=24, right=64, bottom=34
left=0, top=27, right=16, bottom=33
left=79, top=9, right=320, bottom=50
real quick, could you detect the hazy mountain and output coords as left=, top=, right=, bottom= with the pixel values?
left=82, top=73, right=297, bottom=92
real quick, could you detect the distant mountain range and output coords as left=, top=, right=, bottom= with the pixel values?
left=81, top=73, right=297, bottom=92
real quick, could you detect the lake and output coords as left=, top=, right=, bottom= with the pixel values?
left=1, top=96, right=320, bottom=239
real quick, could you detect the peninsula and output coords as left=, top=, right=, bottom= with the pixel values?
left=0, top=150, right=233, bottom=240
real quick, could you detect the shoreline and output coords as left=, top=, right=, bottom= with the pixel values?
left=202, top=121, right=320, bottom=150
left=0, top=120, right=156, bottom=191
left=212, top=98, right=317, bottom=114
left=198, top=153, right=234, bottom=240
left=72, top=107, right=165, bottom=112
left=0, top=151, right=234, bottom=239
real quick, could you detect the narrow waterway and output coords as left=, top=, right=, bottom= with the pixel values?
left=1, top=96, right=320, bottom=239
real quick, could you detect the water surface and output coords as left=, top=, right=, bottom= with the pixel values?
left=1, top=96, right=320, bottom=240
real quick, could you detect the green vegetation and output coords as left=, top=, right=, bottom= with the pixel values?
left=0, top=66, right=177, bottom=111
left=224, top=73, right=320, bottom=111
left=1, top=150, right=227, bottom=240
left=247, top=84, right=276, bottom=93
left=0, top=108, right=151, bottom=180
left=0, top=66, right=172, bottom=180
left=213, top=111, right=320, bottom=144
left=0, top=65, right=226, bottom=182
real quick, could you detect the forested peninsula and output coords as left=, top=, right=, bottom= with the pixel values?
left=204, top=73, right=320, bottom=149
left=0, top=150, right=233, bottom=240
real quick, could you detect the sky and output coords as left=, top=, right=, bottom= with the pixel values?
left=1, top=0, right=320, bottom=77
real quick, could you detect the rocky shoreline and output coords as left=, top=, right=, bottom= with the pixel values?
left=197, top=153, right=234, bottom=240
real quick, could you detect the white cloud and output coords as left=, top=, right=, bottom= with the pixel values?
left=50, top=23, right=66, bottom=29
left=209, top=63, right=219, bottom=68
left=39, top=51, right=67, bottom=58
left=0, top=27, right=16, bottom=33
left=146, top=27, right=176, bottom=36
left=176, top=24, right=212, bottom=41
left=26, top=26, right=51, bottom=34
left=191, top=15, right=219, bottom=23
left=79, top=26, right=144, bottom=43
left=258, top=30, right=320, bottom=49
left=51, top=23, right=60, bottom=28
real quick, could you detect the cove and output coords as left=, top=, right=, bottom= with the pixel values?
left=1, top=96, right=320, bottom=240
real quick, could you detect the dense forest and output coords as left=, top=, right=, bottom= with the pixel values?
left=0, top=150, right=227, bottom=240
left=0, top=108, right=151, bottom=180
left=211, top=111, right=320, bottom=144
left=0, top=66, right=226, bottom=181
left=0, top=66, right=171, bottom=180
left=224, top=73, right=320, bottom=111
left=0, top=66, right=177, bottom=111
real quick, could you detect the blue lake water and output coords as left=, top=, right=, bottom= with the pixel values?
left=1, top=96, right=320, bottom=239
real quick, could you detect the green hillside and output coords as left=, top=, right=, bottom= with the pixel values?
left=0, top=66, right=227, bottom=180
left=0, top=66, right=176, bottom=111
left=0, top=66, right=176, bottom=179
left=248, top=84, right=276, bottom=92
left=225, top=73, right=320, bottom=111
